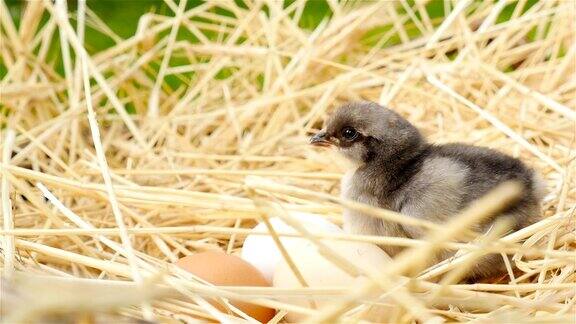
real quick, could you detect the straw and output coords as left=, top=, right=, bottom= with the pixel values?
left=1, top=0, right=574, bottom=322
left=1, top=130, right=16, bottom=278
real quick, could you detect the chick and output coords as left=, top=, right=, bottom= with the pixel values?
left=310, top=101, right=544, bottom=279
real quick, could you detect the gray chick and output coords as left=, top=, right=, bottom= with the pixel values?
left=310, top=101, right=544, bottom=280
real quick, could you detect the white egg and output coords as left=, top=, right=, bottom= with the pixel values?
left=273, top=239, right=393, bottom=322
left=241, top=212, right=342, bottom=283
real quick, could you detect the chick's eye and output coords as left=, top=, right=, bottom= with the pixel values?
left=341, top=127, right=358, bottom=141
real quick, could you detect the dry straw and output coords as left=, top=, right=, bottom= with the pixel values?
left=0, top=0, right=574, bottom=323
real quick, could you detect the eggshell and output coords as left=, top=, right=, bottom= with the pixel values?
left=241, top=212, right=342, bottom=283
left=273, top=239, right=392, bottom=322
left=176, top=251, right=275, bottom=323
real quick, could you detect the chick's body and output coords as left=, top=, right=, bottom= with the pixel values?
left=311, top=102, right=544, bottom=280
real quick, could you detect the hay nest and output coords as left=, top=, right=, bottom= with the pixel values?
left=1, top=0, right=574, bottom=323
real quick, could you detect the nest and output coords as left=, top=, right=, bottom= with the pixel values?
left=1, top=0, right=574, bottom=323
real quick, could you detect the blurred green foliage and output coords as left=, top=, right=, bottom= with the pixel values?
left=2, top=0, right=548, bottom=84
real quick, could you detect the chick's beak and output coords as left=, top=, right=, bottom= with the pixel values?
left=310, top=131, right=334, bottom=147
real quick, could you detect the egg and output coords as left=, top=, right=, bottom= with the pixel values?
left=241, top=212, right=342, bottom=283
left=272, top=239, right=393, bottom=322
left=176, top=251, right=275, bottom=323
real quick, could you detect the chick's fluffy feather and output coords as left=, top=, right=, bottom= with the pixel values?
left=321, top=102, right=543, bottom=280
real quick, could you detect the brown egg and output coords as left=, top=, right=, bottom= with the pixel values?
left=176, top=251, right=275, bottom=323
